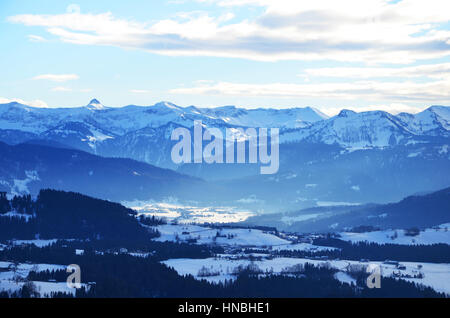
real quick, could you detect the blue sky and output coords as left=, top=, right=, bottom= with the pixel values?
left=1, top=0, right=450, bottom=115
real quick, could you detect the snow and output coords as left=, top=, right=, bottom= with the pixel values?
left=11, top=239, right=58, bottom=248
left=340, top=225, right=450, bottom=245
left=153, top=224, right=289, bottom=247
left=199, top=106, right=327, bottom=129
left=33, top=281, right=81, bottom=297
left=128, top=252, right=152, bottom=258
left=124, top=200, right=255, bottom=224
left=438, top=144, right=449, bottom=155
left=271, top=243, right=338, bottom=252
left=401, top=106, right=450, bottom=134
left=0, top=262, right=67, bottom=281
left=1, top=101, right=449, bottom=153
left=280, top=110, right=411, bottom=149
left=75, top=249, right=84, bottom=255
left=11, top=170, right=40, bottom=196
left=0, top=211, right=34, bottom=221
left=0, top=261, right=90, bottom=297
left=86, top=99, right=107, bottom=111
left=162, top=257, right=450, bottom=294
left=408, top=152, right=421, bottom=158
left=0, top=280, right=87, bottom=297
left=334, top=271, right=356, bottom=286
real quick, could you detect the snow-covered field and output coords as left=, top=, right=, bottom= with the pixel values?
left=9, top=239, right=58, bottom=248
left=162, top=257, right=450, bottom=295
left=0, top=261, right=86, bottom=297
left=0, top=261, right=66, bottom=280
left=124, top=200, right=255, bottom=224
left=272, top=243, right=337, bottom=252
left=153, top=224, right=289, bottom=247
left=334, top=271, right=357, bottom=286
left=152, top=222, right=450, bottom=294
left=0, top=211, right=34, bottom=221
left=340, top=224, right=450, bottom=245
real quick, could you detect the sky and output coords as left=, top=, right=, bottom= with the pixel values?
left=1, top=0, right=450, bottom=115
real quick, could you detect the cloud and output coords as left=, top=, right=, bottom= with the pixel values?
left=0, top=97, right=49, bottom=108
left=169, top=79, right=450, bottom=104
left=320, top=103, right=427, bottom=116
left=51, top=86, right=73, bottom=92
left=8, top=0, right=450, bottom=63
left=33, top=74, right=79, bottom=82
left=304, top=63, right=450, bottom=79
left=27, top=34, right=47, bottom=42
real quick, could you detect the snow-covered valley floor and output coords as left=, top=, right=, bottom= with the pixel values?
left=0, top=261, right=88, bottom=297
left=163, top=256, right=450, bottom=295
left=152, top=223, right=450, bottom=295
left=339, top=224, right=450, bottom=245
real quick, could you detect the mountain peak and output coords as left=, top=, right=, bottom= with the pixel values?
left=89, top=98, right=101, bottom=104
left=425, top=105, right=450, bottom=122
left=337, top=109, right=356, bottom=117
left=305, top=106, right=329, bottom=119
left=86, top=99, right=106, bottom=110
left=153, top=101, right=181, bottom=110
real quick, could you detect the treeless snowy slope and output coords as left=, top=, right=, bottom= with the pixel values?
left=153, top=224, right=289, bottom=247
left=339, top=224, right=450, bottom=245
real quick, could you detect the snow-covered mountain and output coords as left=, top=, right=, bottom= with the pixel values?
left=2, top=99, right=448, bottom=151
left=0, top=141, right=207, bottom=203
left=0, top=99, right=449, bottom=178
left=0, top=99, right=328, bottom=167
left=281, top=107, right=450, bottom=148
left=0, top=99, right=327, bottom=135
left=398, top=106, right=450, bottom=136
left=198, top=105, right=329, bottom=129
left=0, top=99, right=449, bottom=210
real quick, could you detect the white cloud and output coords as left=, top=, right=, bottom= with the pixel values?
left=304, top=63, right=450, bottom=79
left=33, top=74, right=79, bottom=82
left=27, top=34, right=47, bottom=42
left=8, top=0, right=450, bottom=63
left=169, top=79, right=450, bottom=103
left=320, top=103, right=427, bottom=116
left=0, top=97, right=49, bottom=108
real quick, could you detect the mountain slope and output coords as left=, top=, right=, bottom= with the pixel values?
left=1, top=100, right=448, bottom=169
left=1, top=100, right=449, bottom=203
left=281, top=109, right=416, bottom=148
left=0, top=142, right=207, bottom=202
left=245, top=187, right=450, bottom=232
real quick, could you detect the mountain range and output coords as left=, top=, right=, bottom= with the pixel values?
left=245, top=186, right=450, bottom=232
left=0, top=99, right=449, bottom=211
